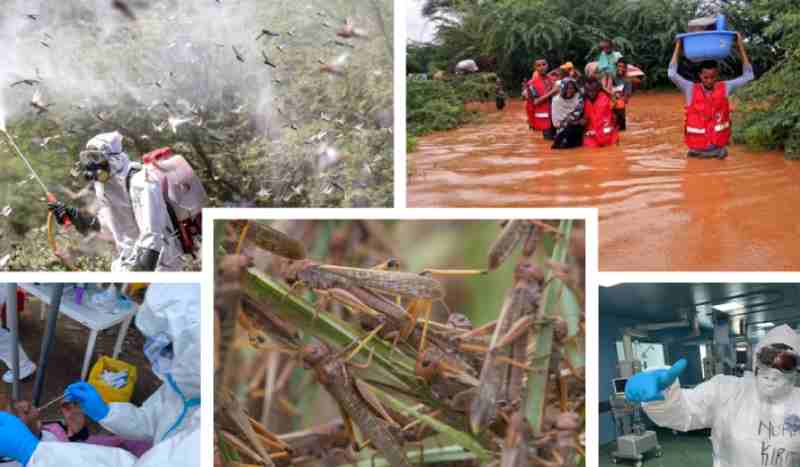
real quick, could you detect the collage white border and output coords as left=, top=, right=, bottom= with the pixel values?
left=12, top=1, right=798, bottom=464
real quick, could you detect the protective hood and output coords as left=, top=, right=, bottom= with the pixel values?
left=754, top=324, right=800, bottom=371
left=86, top=131, right=131, bottom=179
left=136, top=283, right=200, bottom=399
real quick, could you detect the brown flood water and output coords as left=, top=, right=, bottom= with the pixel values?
left=408, top=92, right=800, bottom=271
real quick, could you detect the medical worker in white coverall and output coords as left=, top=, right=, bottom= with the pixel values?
left=625, top=324, right=800, bottom=467
left=0, top=283, right=200, bottom=467
left=0, top=287, right=36, bottom=384
left=47, top=131, right=184, bottom=271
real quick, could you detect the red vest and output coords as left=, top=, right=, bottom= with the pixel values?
left=531, top=74, right=552, bottom=130
left=584, top=91, right=619, bottom=147
left=685, top=82, right=731, bottom=150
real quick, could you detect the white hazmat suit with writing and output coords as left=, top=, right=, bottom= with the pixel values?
left=642, top=325, right=800, bottom=467
left=87, top=132, right=184, bottom=271
left=26, top=283, right=200, bottom=467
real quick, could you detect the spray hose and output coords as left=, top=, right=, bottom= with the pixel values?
left=1, top=129, right=75, bottom=269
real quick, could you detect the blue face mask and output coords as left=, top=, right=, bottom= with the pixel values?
left=143, top=333, right=174, bottom=378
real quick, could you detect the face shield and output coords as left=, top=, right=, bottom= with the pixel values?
left=757, top=344, right=799, bottom=372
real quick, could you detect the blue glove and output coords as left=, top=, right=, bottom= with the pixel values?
left=64, top=381, right=110, bottom=421
left=625, top=358, right=688, bottom=402
left=0, top=412, right=40, bottom=466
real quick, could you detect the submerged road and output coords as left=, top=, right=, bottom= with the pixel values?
left=408, top=92, right=800, bottom=271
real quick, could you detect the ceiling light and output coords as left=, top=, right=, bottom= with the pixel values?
left=713, top=302, right=742, bottom=312
left=753, top=322, right=775, bottom=328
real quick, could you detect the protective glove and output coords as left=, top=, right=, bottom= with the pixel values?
left=625, top=358, right=688, bottom=402
left=0, top=412, right=40, bottom=466
left=47, top=201, right=77, bottom=225
left=64, top=381, right=110, bottom=421
left=47, top=202, right=99, bottom=234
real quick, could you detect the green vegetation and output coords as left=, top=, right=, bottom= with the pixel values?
left=731, top=0, right=800, bottom=158
left=407, top=73, right=494, bottom=140
left=409, top=0, right=799, bottom=156
left=1, top=0, right=392, bottom=269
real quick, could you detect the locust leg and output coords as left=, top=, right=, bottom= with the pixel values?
left=217, top=388, right=276, bottom=467
left=457, top=319, right=498, bottom=341
left=321, top=370, right=411, bottom=466
left=420, top=268, right=488, bottom=277
left=343, top=323, right=384, bottom=369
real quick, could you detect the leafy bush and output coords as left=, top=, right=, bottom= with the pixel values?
left=731, top=0, right=800, bottom=158
left=406, top=74, right=493, bottom=138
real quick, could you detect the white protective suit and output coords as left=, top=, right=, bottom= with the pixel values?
left=643, top=325, right=800, bottom=467
left=88, top=132, right=184, bottom=272
left=26, top=283, right=201, bottom=467
left=0, top=287, right=36, bottom=383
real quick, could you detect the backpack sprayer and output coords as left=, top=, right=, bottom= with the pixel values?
left=1, top=128, right=74, bottom=265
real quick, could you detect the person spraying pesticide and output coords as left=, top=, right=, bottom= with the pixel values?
left=47, top=132, right=205, bottom=271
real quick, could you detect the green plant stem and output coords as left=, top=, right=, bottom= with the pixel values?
left=243, top=268, right=418, bottom=387
left=373, top=388, right=492, bottom=463
left=525, top=219, right=573, bottom=433
left=355, top=445, right=477, bottom=466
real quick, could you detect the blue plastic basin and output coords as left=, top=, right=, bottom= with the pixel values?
left=677, top=31, right=736, bottom=62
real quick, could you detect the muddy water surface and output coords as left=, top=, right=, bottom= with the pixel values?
left=408, top=92, right=800, bottom=270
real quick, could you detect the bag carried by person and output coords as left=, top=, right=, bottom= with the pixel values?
left=142, top=148, right=206, bottom=256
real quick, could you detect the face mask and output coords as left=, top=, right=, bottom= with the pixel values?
left=144, top=333, right=174, bottom=378
left=756, top=365, right=795, bottom=400
left=77, top=150, right=111, bottom=182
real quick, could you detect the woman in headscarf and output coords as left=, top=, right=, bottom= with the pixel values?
left=551, top=78, right=585, bottom=149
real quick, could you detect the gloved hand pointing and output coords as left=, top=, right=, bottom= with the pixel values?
left=64, top=381, right=110, bottom=422
left=625, top=358, right=688, bottom=402
left=0, top=412, right=40, bottom=466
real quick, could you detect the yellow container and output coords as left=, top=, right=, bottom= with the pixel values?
left=88, top=356, right=138, bottom=404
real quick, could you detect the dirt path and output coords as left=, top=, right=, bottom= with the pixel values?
left=408, top=92, right=800, bottom=271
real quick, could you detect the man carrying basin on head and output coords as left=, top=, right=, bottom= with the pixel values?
left=669, top=33, right=753, bottom=159
left=0, top=283, right=200, bottom=467
left=626, top=324, right=800, bottom=467
left=47, top=131, right=204, bottom=271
